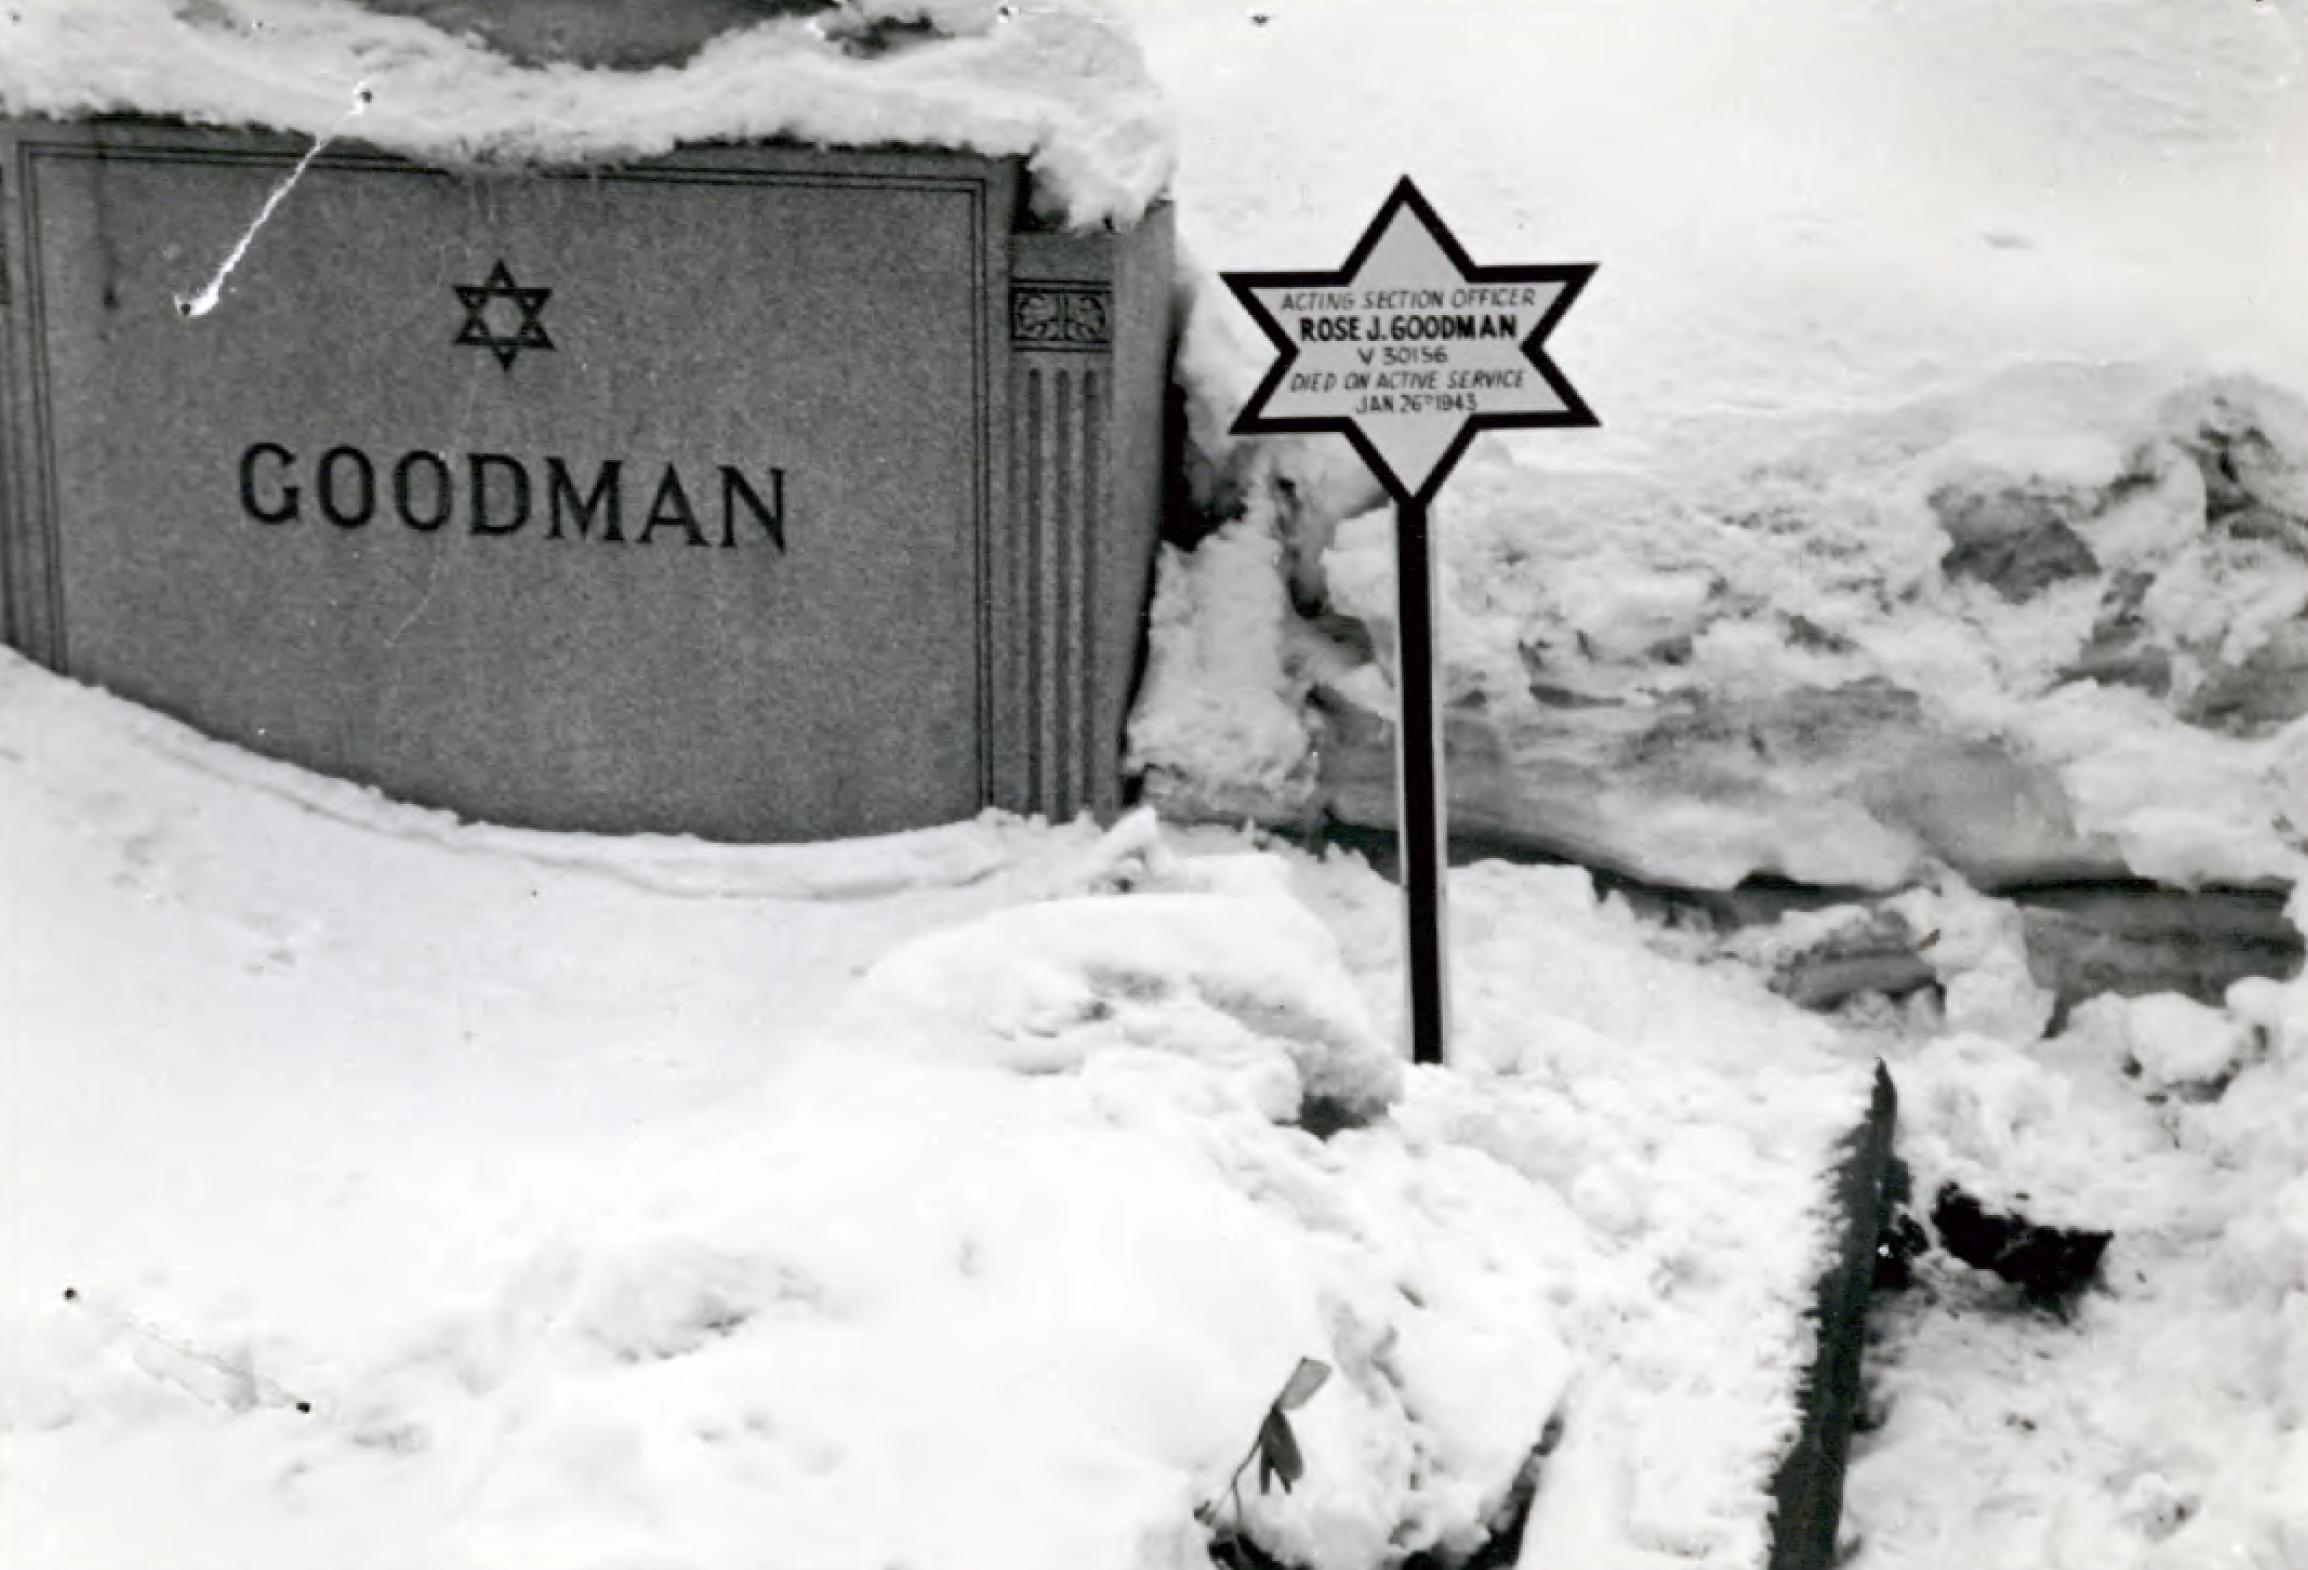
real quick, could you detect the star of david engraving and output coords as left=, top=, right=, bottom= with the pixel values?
left=453, top=260, right=554, bottom=371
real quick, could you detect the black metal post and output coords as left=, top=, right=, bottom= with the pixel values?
left=1393, top=496, right=1449, bottom=1065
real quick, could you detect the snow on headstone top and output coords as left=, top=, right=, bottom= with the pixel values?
left=0, top=0, right=1173, bottom=229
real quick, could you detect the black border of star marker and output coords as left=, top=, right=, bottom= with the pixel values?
left=1222, top=176, right=1597, bottom=505
left=1221, top=178, right=1598, bottom=1066
left=454, top=260, right=554, bottom=371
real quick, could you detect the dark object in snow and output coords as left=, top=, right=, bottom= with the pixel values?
left=1869, top=1159, right=1930, bottom=1293
left=1208, top=1532, right=1290, bottom=1570
left=2065, top=567, right=2175, bottom=699
left=2063, top=378, right=2308, bottom=737
left=1931, top=479, right=2101, bottom=602
left=1766, top=1062, right=1897, bottom=1570
left=1930, top=1183, right=2111, bottom=1307
left=822, top=11, right=943, bottom=58
left=1255, top=1405, right=1304, bottom=1495
left=1255, top=1357, right=1326, bottom=1495
left=1873, top=1212, right=1931, bottom=1293
left=2179, top=622, right=2308, bottom=738
left=1760, top=906, right=1938, bottom=1012
left=2018, top=881, right=2302, bottom=1014
left=1297, top=1091, right=1376, bottom=1139
left=2168, top=376, right=2308, bottom=546
left=1199, top=1358, right=1332, bottom=1560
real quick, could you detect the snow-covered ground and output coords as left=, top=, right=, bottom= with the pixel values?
left=0, top=651, right=1877, bottom=1569
left=1843, top=974, right=2308, bottom=1570
left=4, top=1, right=2306, bottom=1567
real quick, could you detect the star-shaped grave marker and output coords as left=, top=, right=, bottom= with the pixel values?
left=1222, top=179, right=1598, bottom=1066
left=454, top=260, right=554, bottom=371
left=1225, top=177, right=1595, bottom=503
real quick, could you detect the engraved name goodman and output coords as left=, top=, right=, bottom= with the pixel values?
left=237, top=443, right=787, bottom=550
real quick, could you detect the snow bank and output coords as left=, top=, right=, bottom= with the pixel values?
left=0, top=655, right=1874, bottom=1569
left=0, top=0, right=1173, bottom=228
left=1121, top=0, right=2307, bottom=893
left=1140, top=365, right=2308, bottom=892
left=1127, top=507, right=1326, bottom=825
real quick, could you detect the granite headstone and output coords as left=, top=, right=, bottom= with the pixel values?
left=0, top=118, right=1171, bottom=839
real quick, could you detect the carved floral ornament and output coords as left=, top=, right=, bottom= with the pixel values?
left=1011, top=284, right=1111, bottom=349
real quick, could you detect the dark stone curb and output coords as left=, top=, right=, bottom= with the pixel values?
left=1767, top=1061, right=1898, bottom=1570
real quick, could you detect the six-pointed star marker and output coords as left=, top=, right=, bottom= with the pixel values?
left=455, top=260, right=554, bottom=370
left=1225, top=178, right=1595, bottom=502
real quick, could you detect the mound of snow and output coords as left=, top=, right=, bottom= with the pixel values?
left=0, top=657, right=1877, bottom=1570
left=826, top=884, right=1403, bottom=1127
left=0, top=0, right=1173, bottom=227
left=1139, top=370, right=2308, bottom=892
